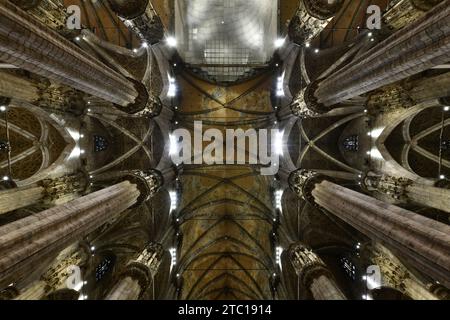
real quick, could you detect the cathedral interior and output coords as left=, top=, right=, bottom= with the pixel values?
left=0, top=0, right=449, bottom=301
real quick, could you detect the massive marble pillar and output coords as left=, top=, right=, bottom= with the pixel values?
left=288, top=0, right=344, bottom=44
left=296, top=1, right=450, bottom=115
left=107, top=0, right=164, bottom=44
left=383, top=0, right=444, bottom=31
left=106, top=243, right=163, bottom=300
left=0, top=170, right=163, bottom=288
left=0, top=174, right=87, bottom=215
left=0, top=2, right=150, bottom=113
left=289, top=243, right=346, bottom=300
left=289, top=169, right=450, bottom=288
left=362, top=172, right=450, bottom=214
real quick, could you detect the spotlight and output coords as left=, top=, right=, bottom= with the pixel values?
left=444, top=106, right=450, bottom=112
left=166, top=36, right=177, bottom=47
left=0, top=106, right=6, bottom=112
left=305, top=42, right=310, bottom=48
left=2, top=176, right=9, bottom=181
left=314, top=48, right=319, bottom=53
left=274, top=38, right=286, bottom=48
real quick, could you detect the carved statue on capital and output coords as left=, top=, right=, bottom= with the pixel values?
left=289, top=169, right=326, bottom=205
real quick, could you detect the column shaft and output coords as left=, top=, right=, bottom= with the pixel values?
left=0, top=2, right=144, bottom=110
left=0, top=180, right=139, bottom=287
left=310, top=275, right=346, bottom=300
left=106, top=276, right=141, bottom=300
left=0, top=185, right=44, bottom=215
left=0, top=71, right=40, bottom=102
left=309, top=1, right=450, bottom=111
left=312, top=180, right=450, bottom=287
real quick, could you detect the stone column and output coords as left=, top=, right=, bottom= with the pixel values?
left=362, top=172, right=450, bottom=214
left=288, top=0, right=343, bottom=44
left=299, top=1, right=450, bottom=115
left=289, top=243, right=346, bottom=300
left=0, top=170, right=162, bottom=288
left=0, top=2, right=150, bottom=113
left=0, top=173, right=87, bottom=215
left=106, top=243, right=163, bottom=300
left=107, top=0, right=164, bottom=44
left=289, top=169, right=450, bottom=288
left=383, top=0, right=444, bottom=31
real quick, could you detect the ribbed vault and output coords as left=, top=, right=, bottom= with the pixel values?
left=175, top=72, right=277, bottom=300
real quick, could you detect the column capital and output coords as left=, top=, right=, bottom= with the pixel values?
left=288, top=243, right=331, bottom=288
left=362, top=172, right=413, bottom=201
left=370, top=246, right=410, bottom=292
left=135, top=95, right=163, bottom=118
left=121, top=243, right=164, bottom=291
left=37, top=173, right=88, bottom=203
left=36, top=80, right=86, bottom=113
left=124, top=170, right=163, bottom=205
left=107, top=0, right=149, bottom=20
left=40, top=251, right=86, bottom=292
left=366, top=84, right=415, bottom=114
left=290, top=81, right=329, bottom=117
left=289, top=169, right=326, bottom=204
left=303, top=0, right=344, bottom=20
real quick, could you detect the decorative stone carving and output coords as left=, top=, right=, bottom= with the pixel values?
left=289, top=169, right=326, bottom=205
left=135, top=95, right=163, bottom=117
left=38, top=173, right=87, bottom=203
left=41, top=251, right=86, bottom=292
left=109, top=0, right=164, bottom=43
left=124, top=170, right=163, bottom=205
left=303, top=0, right=344, bottom=20
left=288, top=0, right=343, bottom=44
left=289, top=243, right=331, bottom=287
left=371, top=247, right=410, bottom=292
left=120, top=243, right=164, bottom=292
left=384, top=0, right=444, bottom=30
left=363, top=173, right=413, bottom=201
left=366, top=84, right=415, bottom=114
left=122, top=9, right=165, bottom=44
left=36, top=80, right=85, bottom=112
